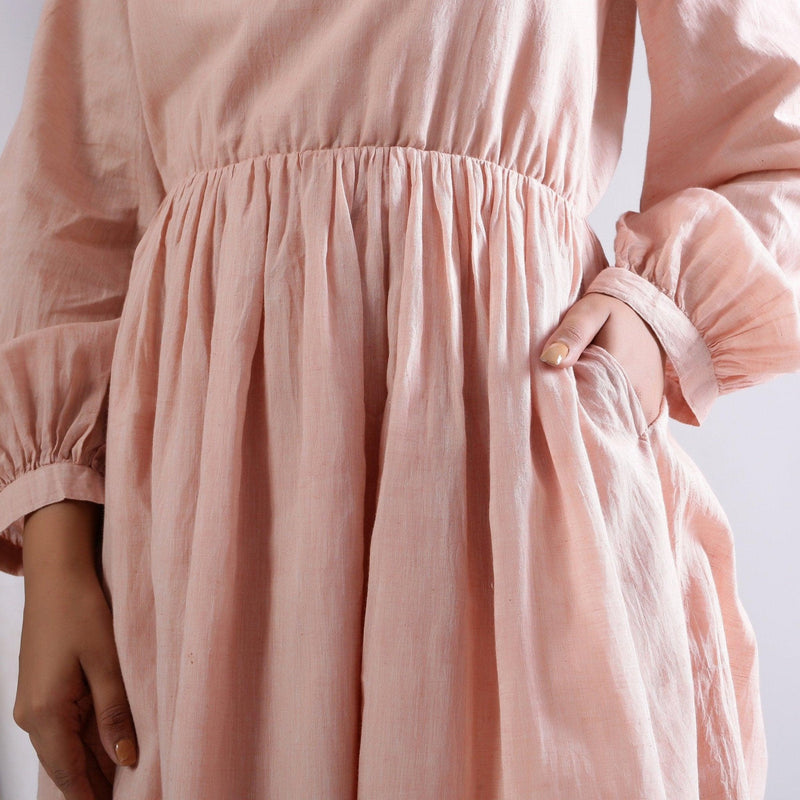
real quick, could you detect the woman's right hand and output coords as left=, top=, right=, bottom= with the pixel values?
left=13, top=500, right=138, bottom=800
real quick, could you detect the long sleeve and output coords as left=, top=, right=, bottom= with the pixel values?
left=582, top=0, right=800, bottom=427
left=0, top=0, right=165, bottom=575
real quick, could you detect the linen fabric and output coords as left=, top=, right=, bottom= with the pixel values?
left=1, top=0, right=799, bottom=797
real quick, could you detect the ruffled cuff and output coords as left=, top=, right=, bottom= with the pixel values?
left=0, top=460, right=105, bottom=576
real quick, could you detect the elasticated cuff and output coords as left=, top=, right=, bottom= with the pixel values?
left=583, top=266, right=719, bottom=427
left=0, top=461, right=105, bottom=576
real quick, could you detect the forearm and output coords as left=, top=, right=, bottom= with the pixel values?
left=22, top=500, right=103, bottom=581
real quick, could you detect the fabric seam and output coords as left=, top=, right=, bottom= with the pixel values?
left=168, top=144, right=584, bottom=218
left=0, top=457, right=104, bottom=493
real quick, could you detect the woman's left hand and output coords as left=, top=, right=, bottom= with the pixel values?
left=539, top=293, right=667, bottom=427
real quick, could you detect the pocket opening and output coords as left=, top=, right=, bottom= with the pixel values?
left=580, top=343, right=668, bottom=438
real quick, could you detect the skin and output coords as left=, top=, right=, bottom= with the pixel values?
left=539, top=292, right=667, bottom=426
left=14, top=500, right=138, bottom=800
left=11, top=293, right=662, bottom=800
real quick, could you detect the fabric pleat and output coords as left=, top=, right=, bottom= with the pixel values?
left=87, top=148, right=763, bottom=798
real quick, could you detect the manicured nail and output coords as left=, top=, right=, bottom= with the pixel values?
left=115, top=738, right=137, bottom=766
left=540, top=341, right=569, bottom=365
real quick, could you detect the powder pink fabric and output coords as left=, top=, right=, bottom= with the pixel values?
left=2, top=0, right=800, bottom=797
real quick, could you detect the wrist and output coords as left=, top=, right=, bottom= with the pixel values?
left=22, top=500, right=102, bottom=580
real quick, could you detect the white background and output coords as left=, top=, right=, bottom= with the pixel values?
left=1, top=2, right=798, bottom=798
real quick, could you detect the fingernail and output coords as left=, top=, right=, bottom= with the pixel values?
left=115, top=738, right=137, bottom=766
left=540, top=341, right=569, bottom=366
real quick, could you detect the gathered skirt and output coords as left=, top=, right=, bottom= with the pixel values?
left=33, top=145, right=765, bottom=799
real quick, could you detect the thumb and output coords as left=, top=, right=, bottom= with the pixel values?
left=539, top=294, right=609, bottom=368
left=83, top=653, right=138, bottom=768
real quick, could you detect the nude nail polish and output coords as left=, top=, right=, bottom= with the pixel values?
left=115, top=738, right=137, bottom=766
left=540, top=341, right=569, bottom=365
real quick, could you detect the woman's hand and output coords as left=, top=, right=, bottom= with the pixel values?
left=14, top=500, right=138, bottom=800
left=539, top=292, right=667, bottom=427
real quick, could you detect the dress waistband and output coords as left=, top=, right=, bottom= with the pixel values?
left=167, top=143, right=584, bottom=220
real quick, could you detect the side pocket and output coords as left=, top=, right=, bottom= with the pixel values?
left=575, top=343, right=668, bottom=439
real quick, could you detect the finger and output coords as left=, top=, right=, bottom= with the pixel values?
left=81, top=699, right=118, bottom=786
left=539, top=293, right=611, bottom=367
left=29, top=718, right=95, bottom=800
left=81, top=647, right=139, bottom=769
left=83, top=738, right=114, bottom=800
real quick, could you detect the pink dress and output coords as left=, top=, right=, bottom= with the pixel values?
left=1, top=0, right=799, bottom=797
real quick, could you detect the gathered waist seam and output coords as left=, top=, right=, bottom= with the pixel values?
left=168, top=143, right=584, bottom=218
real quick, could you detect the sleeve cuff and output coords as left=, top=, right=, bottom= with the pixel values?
left=0, top=461, right=105, bottom=577
left=582, top=266, right=720, bottom=427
